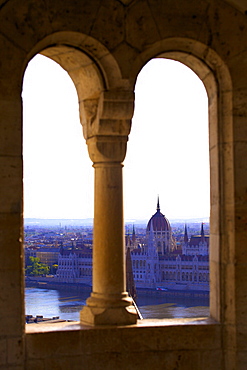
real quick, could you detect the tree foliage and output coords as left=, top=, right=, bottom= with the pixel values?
left=25, top=256, right=50, bottom=276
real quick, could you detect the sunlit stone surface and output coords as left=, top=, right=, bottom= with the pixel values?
left=0, top=0, right=247, bottom=368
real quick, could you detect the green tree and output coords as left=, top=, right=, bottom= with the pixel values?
left=25, top=256, right=50, bottom=276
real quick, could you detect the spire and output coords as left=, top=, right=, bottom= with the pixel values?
left=132, top=224, right=136, bottom=244
left=157, top=196, right=160, bottom=212
left=200, top=223, right=205, bottom=243
left=184, top=224, right=188, bottom=243
left=132, top=224, right=135, bottom=236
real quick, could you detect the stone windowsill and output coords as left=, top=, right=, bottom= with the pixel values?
left=25, top=317, right=218, bottom=334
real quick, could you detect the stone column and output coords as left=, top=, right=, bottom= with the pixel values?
left=80, top=135, right=137, bottom=325
left=80, top=91, right=138, bottom=325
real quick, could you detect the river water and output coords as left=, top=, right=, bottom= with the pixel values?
left=25, top=287, right=209, bottom=321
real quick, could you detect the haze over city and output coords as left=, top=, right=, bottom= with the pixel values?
left=22, top=55, right=209, bottom=222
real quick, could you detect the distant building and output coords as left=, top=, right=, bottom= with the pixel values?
left=182, top=223, right=209, bottom=256
left=56, top=199, right=209, bottom=292
left=25, top=247, right=60, bottom=268
left=56, top=245, right=92, bottom=284
left=131, top=200, right=209, bottom=291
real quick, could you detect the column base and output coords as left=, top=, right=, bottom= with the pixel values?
left=80, top=293, right=138, bottom=326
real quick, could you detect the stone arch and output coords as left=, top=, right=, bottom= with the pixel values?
left=129, top=38, right=233, bottom=323
left=22, top=33, right=138, bottom=326
left=22, top=32, right=133, bottom=141
left=23, top=31, right=123, bottom=92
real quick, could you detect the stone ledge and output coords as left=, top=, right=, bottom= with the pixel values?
left=25, top=316, right=218, bottom=333
left=25, top=317, right=222, bottom=361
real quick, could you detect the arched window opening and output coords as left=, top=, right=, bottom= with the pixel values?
left=23, top=54, right=94, bottom=321
left=125, top=58, right=210, bottom=319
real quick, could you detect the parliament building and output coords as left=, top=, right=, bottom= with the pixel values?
left=131, top=200, right=209, bottom=291
left=57, top=200, right=210, bottom=292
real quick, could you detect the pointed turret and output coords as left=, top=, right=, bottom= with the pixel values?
left=157, top=196, right=160, bottom=212
left=184, top=224, right=189, bottom=243
left=147, top=197, right=170, bottom=232
left=200, top=223, right=205, bottom=243
left=132, top=224, right=136, bottom=245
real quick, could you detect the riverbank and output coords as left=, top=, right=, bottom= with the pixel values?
left=25, top=286, right=209, bottom=321
left=25, top=277, right=209, bottom=298
left=25, top=276, right=92, bottom=293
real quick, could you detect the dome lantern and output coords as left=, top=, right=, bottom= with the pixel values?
left=147, top=199, right=171, bottom=232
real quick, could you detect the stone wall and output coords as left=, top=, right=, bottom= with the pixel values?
left=0, top=0, right=247, bottom=368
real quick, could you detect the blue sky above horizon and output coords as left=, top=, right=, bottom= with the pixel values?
left=22, top=55, right=209, bottom=222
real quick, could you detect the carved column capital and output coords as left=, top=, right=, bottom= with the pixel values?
left=80, top=90, right=134, bottom=140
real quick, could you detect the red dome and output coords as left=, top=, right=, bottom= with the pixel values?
left=147, top=200, right=170, bottom=232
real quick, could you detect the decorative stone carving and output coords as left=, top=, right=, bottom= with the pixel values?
left=80, top=90, right=134, bottom=139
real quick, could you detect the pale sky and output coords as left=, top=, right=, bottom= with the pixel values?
left=22, top=55, right=209, bottom=222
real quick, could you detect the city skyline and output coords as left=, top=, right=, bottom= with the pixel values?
left=22, top=55, right=209, bottom=221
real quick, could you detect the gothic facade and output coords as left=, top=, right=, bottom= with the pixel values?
left=57, top=201, right=209, bottom=291
left=131, top=202, right=209, bottom=290
left=57, top=246, right=92, bottom=284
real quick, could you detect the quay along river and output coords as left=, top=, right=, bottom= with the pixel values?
left=25, top=286, right=209, bottom=321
